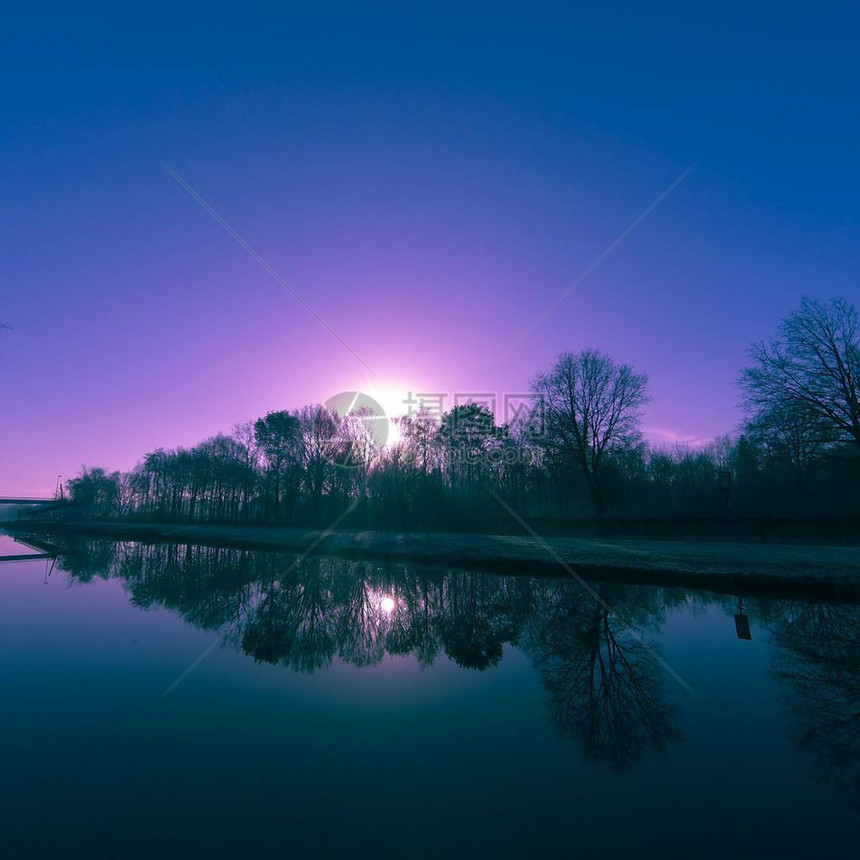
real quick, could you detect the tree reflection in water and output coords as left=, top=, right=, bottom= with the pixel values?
left=43, top=541, right=860, bottom=799
left=48, top=538, right=858, bottom=787
left=523, top=584, right=682, bottom=770
left=52, top=539, right=685, bottom=771
left=763, top=601, right=860, bottom=802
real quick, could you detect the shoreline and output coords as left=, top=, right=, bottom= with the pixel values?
left=6, top=519, right=860, bottom=601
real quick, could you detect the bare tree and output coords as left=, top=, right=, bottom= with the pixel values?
left=740, top=298, right=860, bottom=450
left=295, top=404, right=340, bottom=516
left=532, top=348, right=650, bottom=517
left=232, top=420, right=261, bottom=521
left=745, top=399, right=835, bottom=491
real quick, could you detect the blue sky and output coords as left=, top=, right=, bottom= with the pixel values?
left=1, top=3, right=858, bottom=492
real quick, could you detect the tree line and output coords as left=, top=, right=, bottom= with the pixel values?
left=67, top=297, right=860, bottom=527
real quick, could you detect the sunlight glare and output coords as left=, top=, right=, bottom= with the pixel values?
left=364, top=381, right=412, bottom=448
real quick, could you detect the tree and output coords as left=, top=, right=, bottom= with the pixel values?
left=740, top=297, right=860, bottom=451
left=438, top=403, right=497, bottom=499
left=254, top=410, right=302, bottom=523
left=745, top=400, right=834, bottom=498
left=532, top=348, right=650, bottom=517
left=396, top=407, right=440, bottom=477
left=368, top=408, right=447, bottom=529
left=67, top=467, right=123, bottom=519
left=294, top=405, right=340, bottom=518
left=232, top=420, right=261, bottom=521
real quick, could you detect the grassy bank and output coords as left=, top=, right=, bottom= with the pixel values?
left=6, top=519, right=860, bottom=600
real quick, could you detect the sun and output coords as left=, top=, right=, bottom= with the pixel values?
left=364, top=381, right=413, bottom=418
left=330, top=378, right=432, bottom=449
left=363, top=381, right=416, bottom=447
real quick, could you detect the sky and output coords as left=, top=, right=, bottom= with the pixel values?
left=1, top=3, right=859, bottom=494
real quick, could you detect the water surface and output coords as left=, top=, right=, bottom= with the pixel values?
left=1, top=536, right=858, bottom=857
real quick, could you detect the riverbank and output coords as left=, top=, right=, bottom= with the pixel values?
left=6, top=519, right=860, bottom=599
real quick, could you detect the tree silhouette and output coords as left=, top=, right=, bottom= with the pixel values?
left=741, top=297, right=860, bottom=450
left=532, top=348, right=650, bottom=518
left=57, top=309, right=860, bottom=528
left=254, top=410, right=302, bottom=523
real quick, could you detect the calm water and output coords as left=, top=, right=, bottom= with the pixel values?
left=1, top=533, right=858, bottom=857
